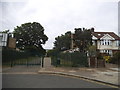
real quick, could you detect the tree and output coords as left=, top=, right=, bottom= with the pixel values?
left=74, top=28, right=93, bottom=52
left=88, top=45, right=97, bottom=57
left=54, top=31, right=71, bottom=51
left=1, top=30, right=10, bottom=33
left=13, top=22, right=48, bottom=55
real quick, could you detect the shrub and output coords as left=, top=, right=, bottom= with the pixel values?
left=109, top=51, right=120, bottom=64
left=47, top=49, right=60, bottom=57
left=70, top=52, right=88, bottom=67
left=51, top=51, right=88, bottom=67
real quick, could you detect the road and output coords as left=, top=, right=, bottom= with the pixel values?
left=2, top=74, right=115, bottom=88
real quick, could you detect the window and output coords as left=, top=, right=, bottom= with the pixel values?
left=102, top=50, right=112, bottom=55
left=101, top=40, right=111, bottom=45
left=105, top=50, right=107, bottom=53
left=105, top=40, right=107, bottom=45
left=116, top=40, right=119, bottom=46
left=98, top=34, right=101, bottom=36
left=107, top=40, right=111, bottom=45
left=108, top=41, right=109, bottom=45
left=100, top=40, right=104, bottom=45
left=103, top=50, right=109, bottom=53
left=0, top=37, right=2, bottom=42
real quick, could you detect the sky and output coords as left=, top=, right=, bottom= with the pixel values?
left=0, top=0, right=119, bottom=49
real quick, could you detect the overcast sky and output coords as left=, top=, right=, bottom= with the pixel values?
left=0, top=0, right=119, bottom=49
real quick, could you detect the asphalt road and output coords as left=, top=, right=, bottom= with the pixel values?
left=2, top=74, right=115, bottom=88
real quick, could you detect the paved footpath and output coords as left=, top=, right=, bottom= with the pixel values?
left=43, top=57, right=53, bottom=68
left=38, top=57, right=119, bottom=87
left=38, top=67, right=119, bottom=86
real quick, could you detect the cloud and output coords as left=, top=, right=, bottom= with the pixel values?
left=0, top=0, right=118, bottom=49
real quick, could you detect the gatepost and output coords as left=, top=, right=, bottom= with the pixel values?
left=41, top=56, right=44, bottom=68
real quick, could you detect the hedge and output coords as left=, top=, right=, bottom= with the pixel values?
left=51, top=51, right=88, bottom=67
left=109, top=51, right=120, bottom=64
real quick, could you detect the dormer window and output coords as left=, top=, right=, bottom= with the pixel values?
left=98, top=34, right=101, bottom=36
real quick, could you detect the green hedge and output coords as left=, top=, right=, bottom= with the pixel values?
left=51, top=51, right=88, bottom=67
left=109, top=51, right=120, bottom=64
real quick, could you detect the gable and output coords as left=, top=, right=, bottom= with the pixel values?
left=100, top=34, right=115, bottom=40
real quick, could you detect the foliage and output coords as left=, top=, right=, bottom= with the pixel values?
left=51, top=27, right=93, bottom=67
left=54, top=31, right=71, bottom=51
left=88, top=45, right=97, bottom=57
left=103, top=56, right=110, bottom=62
left=47, top=49, right=60, bottom=57
left=24, top=46, right=46, bottom=56
left=97, top=52, right=109, bottom=60
left=1, top=30, right=10, bottom=33
left=13, top=22, right=48, bottom=55
left=109, top=51, right=120, bottom=64
left=51, top=51, right=88, bottom=67
left=74, top=28, right=93, bottom=52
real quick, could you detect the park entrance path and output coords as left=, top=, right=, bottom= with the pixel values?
left=43, top=57, right=53, bottom=68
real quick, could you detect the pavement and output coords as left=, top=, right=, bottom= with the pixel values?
left=2, top=66, right=119, bottom=88
left=2, top=65, right=119, bottom=88
left=38, top=66, right=119, bottom=87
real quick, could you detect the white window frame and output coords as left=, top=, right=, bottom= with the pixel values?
left=101, top=39, right=111, bottom=45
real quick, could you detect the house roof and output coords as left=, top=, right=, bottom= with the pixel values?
left=92, top=32, right=120, bottom=40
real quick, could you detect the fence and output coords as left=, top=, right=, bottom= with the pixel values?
left=2, top=49, right=43, bottom=67
left=88, top=57, right=105, bottom=68
left=2, top=49, right=30, bottom=63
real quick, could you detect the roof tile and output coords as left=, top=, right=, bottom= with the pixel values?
left=92, top=32, right=120, bottom=40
